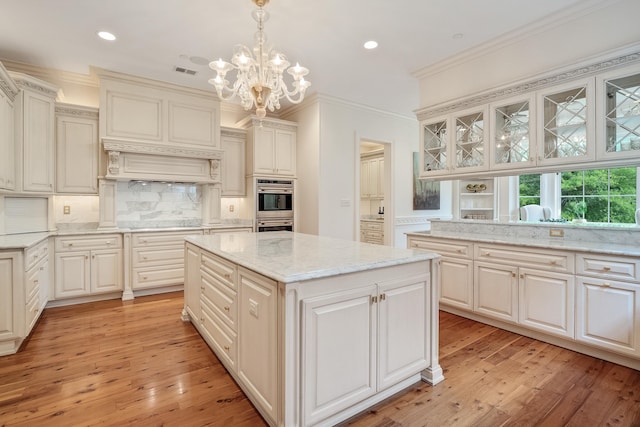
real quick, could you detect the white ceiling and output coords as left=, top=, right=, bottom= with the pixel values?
left=0, top=0, right=583, bottom=116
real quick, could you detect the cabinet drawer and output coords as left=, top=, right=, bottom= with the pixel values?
left=200, top=301, right=237, bottom=370
left=475, top=243, right=574, bottom=273
left=132, top=230, right=202, bottom=247
left=408, top=237, right=472, bottom=259
left=55, top=234, right=122, bottom=252
left=361, top=221, right=383, bottom=231
left=132, top=246, right=184, bottom=267
left=202, top=270, right=237, bottom=331
left=25, top=239, right=48, bottom=271
left=201, top=252, right=236, bottom=290
left=132, top=265, right=184, bottom=289
left=25, top=258, right=45, bottom=303
left=576, top=253, right=639, bottom=282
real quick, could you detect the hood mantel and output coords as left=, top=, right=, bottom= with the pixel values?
left=102, top=138, right=223, bottom=184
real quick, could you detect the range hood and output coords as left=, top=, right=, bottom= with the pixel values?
left=102, top=138, right=223, bottom=184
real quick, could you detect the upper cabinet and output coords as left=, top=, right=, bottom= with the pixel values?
left=417, top=54, right=640, bottom=180
left=241, top=116, right=297, bottom=177
left=56, top=104, right=99, bottom=194
left=0, top=63, right=18, bottom=191
left=97, top=69, right=220, bottom=150
left=421, top=106, right=489, bottom=177
left=11, top=72, right=58, bottom=193
left=596, top=63, right=640, bottom=161
left=360, top=151, right=384, bottom=199
left=221, top=127, right=246, bottom=196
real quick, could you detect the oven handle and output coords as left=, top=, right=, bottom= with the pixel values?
left=257, top=187, right=292, bottom=193
left=257, top=220, right=293, bottom=226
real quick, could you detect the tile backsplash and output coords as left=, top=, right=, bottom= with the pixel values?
left=116, top=181, right=202, bottom=228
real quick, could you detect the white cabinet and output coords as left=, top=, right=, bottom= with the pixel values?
left=489, top=93, right=536, bottom=171
left=457, top=178, right=495, bottom=220
left=0, top=238, right=50, bottom=356
left=408, top=236, right=473, bottom=311
left=360, top=220, right=384, bottom=245
left=596, top=63, right=640, bottom=161
left=302, top=275, right=428, bottom=426
left=238, top=267, right=278, bottom=422
left=243, top=116, right=296, bottom=177
left=360, top=152, right=384, bottom=199
left=11, top=72, right=57, bottom=193
left=575, top=252, right=640, bottom=357
left=474, top=261, right=519, bottom=323
left=54, top=235, right=122, bottom=299
left=419, top=106, right=489, bottom=178
left=537, top=77, right=595, bottom=167
left=220, top=127, right=246, bottom=196
left=130, top=230, right=202, bottom=292
left=0, top=63, right=18, bottom=191
left=55, top=104, right=99, bottom=194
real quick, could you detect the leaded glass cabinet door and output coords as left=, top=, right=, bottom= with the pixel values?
left=490, top=95, right=535, bottom=170
left=537, top=78, right=595, bottom=166
left=597, top=64, right=640, bottom=160
left=452, top=107, right=489, bottom=172
left=420, top=117, right=449, bottom=176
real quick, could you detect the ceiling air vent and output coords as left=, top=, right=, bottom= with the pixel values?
left=174, top=66, right=197, bottom=76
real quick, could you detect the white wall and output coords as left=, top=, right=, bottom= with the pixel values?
left=415, top=0, right=640, bottom=109
left=284, top=94, right=452, bottom=246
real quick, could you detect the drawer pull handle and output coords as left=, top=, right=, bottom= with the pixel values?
left=223, top=345, right=230, bottom=351
left=603, top=266, right=611, bottom=271
left=143, top=276, right=148, bottom=280
left=602, top=282, right=611, bottom=288
left=482, top=252, right=490, bottom=257
left=69, top=243, right=73, bottom=247
left=224, top=306, right=230, bottom=311
left=456, top=249, right=464, bottom=253
left=106, top=241, right=112, bottom=245
left=224, top=273, right=231, bottom=280
left=34, top=279, right=39, bottom=285
left=550, top=260, right=557, bottom=265
left=200, top=286, right=205, bottom=291
left=143, top=256, right=148, bottom=260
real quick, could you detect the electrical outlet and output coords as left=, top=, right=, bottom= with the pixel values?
left=549, top=228, right=564, bottom=237
left=229, top=204, right=235, bottom=212
left=63, top=205, right=71, bottom=215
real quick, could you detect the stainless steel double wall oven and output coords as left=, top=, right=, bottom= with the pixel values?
left=255, top=178, right=294, bottom=232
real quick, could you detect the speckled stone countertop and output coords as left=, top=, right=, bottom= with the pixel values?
left=406, top=219, right=640, bottom=257
left=186, top=232, right=439, bottom=284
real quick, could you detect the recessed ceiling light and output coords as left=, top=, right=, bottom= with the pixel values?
left=97, top=31, right=116, bottom=41
left=364, top=40, right=378, bottom=50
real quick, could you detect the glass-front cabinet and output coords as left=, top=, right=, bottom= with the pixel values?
left=490, top=94, right=535, bottom=170
left=420, top=107, right=488, bottom=177
left=537, top=78, right=595, bottom=166
left=421, top=117, right=448, bottom=174
left=596, top=64, right=640, bottom=160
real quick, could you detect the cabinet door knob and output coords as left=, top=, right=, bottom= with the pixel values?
left=520, top=273, right=524, bottom=279
left=380, top=293, right=386, bottom=301
left=511, top=272, right=516, bottom=278
left=34, top=279, right=39, bottom=285
left=224, top=273, right=231, bottom=280
left=602, top=282, right=611, bottom=288
left=371, top=295, right=378, bottom=304
left=224, top=306, right=230, bottom=312
left=223, top=345, right=230, bottom=351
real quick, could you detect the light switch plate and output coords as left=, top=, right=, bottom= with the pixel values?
left=63, top=205, right=71, bottom=215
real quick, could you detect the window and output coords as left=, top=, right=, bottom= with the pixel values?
left=519, top=174, right=541, bottom=207
left=560, top=167, right=637, bottom=223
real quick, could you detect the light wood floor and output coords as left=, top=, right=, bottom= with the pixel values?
left=1, top=292, right=639, bottom=426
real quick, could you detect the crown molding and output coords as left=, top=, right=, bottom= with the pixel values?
left=1, top=58, right=99, bottom=88
left=9, top=71, right=59, bottom=99
left=415, top=47, right=640, bottom=121
left=0, top=62, right=19, bottom=101
left=236, top=115, right=298, bottom=131
left=55, top=102, right=99, bottom=119
left=280, top=92, right=417, bottom=122
left=220, top=126, right=247, bottom=138
left=412, top=0, right=621, bottom=80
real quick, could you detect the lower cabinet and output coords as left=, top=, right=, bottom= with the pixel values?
left=576, top=276, right=640, bottom=357
left=0, top=238, right=50, bottom=356
left=302, top=275, right=428, bottom=426
left=54, top=235, right=122, bottom=299
left=408, top=233, right=640, bottom=369
left=360, top=220, right=384, bottom=245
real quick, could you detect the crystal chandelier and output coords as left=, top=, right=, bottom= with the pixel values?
left=208, top=0, right=310, bottom=119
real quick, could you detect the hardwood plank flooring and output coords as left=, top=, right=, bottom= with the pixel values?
left=1, top=292, right=639, bottom=426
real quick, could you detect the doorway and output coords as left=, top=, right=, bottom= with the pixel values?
left=358, top=139, right=392, bottom=245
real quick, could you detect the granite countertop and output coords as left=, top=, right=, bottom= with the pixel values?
left=187, top=231, right=438, bottom=284
left=406, top=230, right=640, bottom=257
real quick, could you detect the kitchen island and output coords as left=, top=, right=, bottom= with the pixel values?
left=182, top=232, right=442, bottom=427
